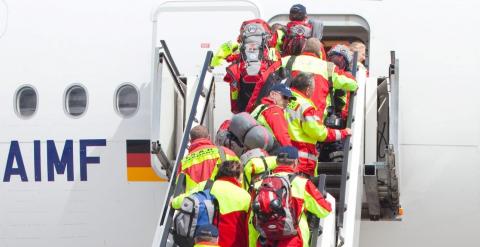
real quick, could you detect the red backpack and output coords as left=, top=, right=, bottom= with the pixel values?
left=225, top=19, right=279, bottom=113
left=252, top=174, right=299, bottom=240
left=282, top=20, right=313, bottom=56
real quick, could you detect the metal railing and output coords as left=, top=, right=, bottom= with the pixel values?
left=157, top=51, right=214, bottom=247
left=336, top=52, right=359, bottom=230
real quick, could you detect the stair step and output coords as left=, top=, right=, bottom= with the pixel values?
left=326, top=187, right=340, bottom=200
left=325, top=175, right=342, bottom=187
left=317, top=162, right=343, bottom=174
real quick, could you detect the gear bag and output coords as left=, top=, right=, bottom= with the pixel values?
left=215, top=120, right=245, bottom=156
left=226, top=19, right=276, bottom=113
left=172, top=180, right=219, bottom=247
left=282, top=21, right=313, bottom=56
left=252, top=174, right=299, bottom=240
left=230, top=112, right=275, bottom=152
left=238, top=19, right=272, bottom=78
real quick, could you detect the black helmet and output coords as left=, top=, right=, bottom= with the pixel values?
left=289, top=4, right=307, bottom=21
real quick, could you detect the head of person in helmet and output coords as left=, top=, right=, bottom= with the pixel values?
left=268, top=83, right=296, bottom=109
left=328, top=44, right=353, bottom=72
left=289, top=4, right=307, bottom=21
left=276, top=146, right=299, bottom=167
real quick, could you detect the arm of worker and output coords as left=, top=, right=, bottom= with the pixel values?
left=262, top=106, right=292, bottom=146
left=170, top=181, right=207, bottom=209
left=210, top=40, right=239, bottom=67
left=303, top=179, right=332, bottom=218
left=274, top=29, right=285, bottom=53
left=332, top=66, right=358, bottom=92
left=302, top=107, right=350, bottom=142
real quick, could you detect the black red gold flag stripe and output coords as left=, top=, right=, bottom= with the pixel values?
left=126, top=140, right=166, bottom=182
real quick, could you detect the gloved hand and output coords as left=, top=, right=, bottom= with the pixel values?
left=210, top=40, right=239, bottom=67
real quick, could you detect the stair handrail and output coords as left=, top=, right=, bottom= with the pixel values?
left=336, top=51, right=358, bottom=231
left=157, top=51, right=214, bottom=247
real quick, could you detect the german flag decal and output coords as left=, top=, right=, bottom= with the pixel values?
left=126, top=140, right=166, bottom=182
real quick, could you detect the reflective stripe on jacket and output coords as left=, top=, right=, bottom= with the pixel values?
left=178, top=138, right=239, bottom=193
left=251, top=97, right=292, bottom=146
left=286, top=89, right=348, bottom=175
left=172, top=177, right=251, bottom=247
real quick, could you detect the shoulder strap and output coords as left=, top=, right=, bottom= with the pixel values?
left=285, top=55, right=297, bottom=78
left=216, top=146, right=227, bottom=163
left=205, top=179, right=214, bottom=191
left=259, top=156, right=270, bottom=178
left=288, top=173, right=298, bottom=183
left=253, top=104, right=269, bottom=120
left=326, top=62, right=336, bottom=111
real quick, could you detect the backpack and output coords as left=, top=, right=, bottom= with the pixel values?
left=238, top=19, right=273, bottom=79
left=252, top=174, right=299, bottom=240
left=226, top=19, right=276, bottom=113
left=282, top=21, right=313, bottom=56
left=172, top=180, right=219, bottom=247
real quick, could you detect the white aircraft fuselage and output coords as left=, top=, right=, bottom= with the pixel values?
left=0, top=0, right=478, bottom=247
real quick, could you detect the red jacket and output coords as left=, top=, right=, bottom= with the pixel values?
left=172, top=177, right=251, bottom=247
left=178, top=138, right=238, bottom=193
left=213, top=177, right=251, bottom=247
left=259, top=166, right=332, bottom=247
left=253, top=97, right=292, bottom=146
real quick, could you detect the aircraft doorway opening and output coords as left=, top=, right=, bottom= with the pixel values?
left=268, top=14, right=370, bottom=67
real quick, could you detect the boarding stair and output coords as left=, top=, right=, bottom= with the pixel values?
left=150, top=40, right=400, bottom=247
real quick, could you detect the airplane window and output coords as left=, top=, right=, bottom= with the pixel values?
left=15, top=86, right=38, bottom=118
left=115, top=84, right=139, bottom=117
left=65, top=85, right=87, bottom=117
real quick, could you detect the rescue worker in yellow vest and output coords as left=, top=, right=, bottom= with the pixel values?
left=282, top=38, right=358, bottom=119
left=177, top=125, right=239, bottom=193
left=193, top=224, right=220, bottom=247
left=287, top=73, right=351, bottom=177
left=250, top=84, right=295, bottom=147
left=173, top=161, right=251, bottom=247
left=252, top=146, right=332, bottom=247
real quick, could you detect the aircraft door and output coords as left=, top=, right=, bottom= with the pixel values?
left=150, top=1, right=260, bottom=179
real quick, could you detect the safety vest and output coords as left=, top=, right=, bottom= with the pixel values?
left=242, top=156, right=278, bottom=190
left=286, top=90, right=329, bottom=143
left=179, top=140, right=239, bottom=193
left=251, top=104, right=273, bottom=134
left=285, top=89, right=330, bottom=176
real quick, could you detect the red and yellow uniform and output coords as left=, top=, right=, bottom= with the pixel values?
left=251, top=97, right=292, bottom=146
left=172, top=178, right=251, bottom=247
left=177, top=138, right=239, bottom=193
left=286, top=89, right=349, bottom=176
left=282, top=52, right=357, bottom=119
left=257, top=166, right=332, bottom=247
